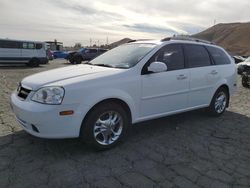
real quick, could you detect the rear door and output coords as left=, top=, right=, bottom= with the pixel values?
left=184, top=44, right=220, bottom=107
left=89, top=49, right=98, bottom=59
left=83, top=49, right=98, bottom=60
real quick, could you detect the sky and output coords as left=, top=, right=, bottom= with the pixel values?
left=0, top=0, right=250, bottom=46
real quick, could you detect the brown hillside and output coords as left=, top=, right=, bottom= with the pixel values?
left=193, top=23, right=250, bottom=56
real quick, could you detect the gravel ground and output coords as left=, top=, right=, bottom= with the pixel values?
left=0, top=59, right=250, bottom=188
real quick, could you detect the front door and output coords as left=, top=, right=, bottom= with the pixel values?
left=141, top=44, right=189, bottom=117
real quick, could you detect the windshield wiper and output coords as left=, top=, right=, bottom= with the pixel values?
left=94, top=64, right=114, bottom=68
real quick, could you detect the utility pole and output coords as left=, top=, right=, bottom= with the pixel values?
left=106, top=36, right=109, bottom=45
left=89, top=38, right=92, bottom=47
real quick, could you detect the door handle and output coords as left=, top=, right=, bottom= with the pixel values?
left=210, top=70, right=218, bottom=75
left=177, top=75, right=188, bottom=80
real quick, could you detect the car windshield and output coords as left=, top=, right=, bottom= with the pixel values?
left=78, top=48, right=85, bottom=53
left=245, top=57, right=250, bottom=62
left=89, top=43, right=156, bottom=69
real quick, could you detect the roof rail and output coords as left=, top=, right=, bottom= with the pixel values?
left=127, top=39, right=155, bottom=43
left=127, top=40, right=137, bottom=43
left=161, top=36, right=214, bottom=45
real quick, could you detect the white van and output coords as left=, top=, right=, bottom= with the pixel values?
left=0, top=39, right=48, bottom=66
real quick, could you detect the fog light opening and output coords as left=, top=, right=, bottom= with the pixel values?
left=31, top=124, right=39, bottom=133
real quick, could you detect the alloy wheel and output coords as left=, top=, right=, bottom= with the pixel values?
left=93, top=111, right=123, bottom=146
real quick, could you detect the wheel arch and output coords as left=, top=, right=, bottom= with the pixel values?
left=80, top=97, right=134, bottom=133
left=29, top=57, right=40, bottom=63
left=27, top=57, right=40, bottom=67
left=86, top=98, right=132, bottom=122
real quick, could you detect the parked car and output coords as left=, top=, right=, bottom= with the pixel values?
left=68, top=48, right=108, bottom=64
left=11, top=37, right=237, bottom=149
left=237, top=57, right=250, bottom=73
left=237, top=57, right=250, bottom=87
left=53, top=51, right=69, bottom=59
left=0, top=39, right=48, bottom=67
left=233, top=55, right=246, bottom=64
left=65, top=48, right=85, bottom=64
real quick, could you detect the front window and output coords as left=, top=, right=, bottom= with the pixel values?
left=148, top=44, right=185, bottom=71
left=89, top=43, right=156, bottom=69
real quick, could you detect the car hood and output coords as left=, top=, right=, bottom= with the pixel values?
left=21, top=64, right=119, bottom=90
left=237, top=61, right=250, bottom=67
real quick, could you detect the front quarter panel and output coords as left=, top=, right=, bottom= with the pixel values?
left=61, top=70, right=141, bottom=124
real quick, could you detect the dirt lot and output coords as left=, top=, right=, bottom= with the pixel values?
left=0, top=59, right=250, bottom=188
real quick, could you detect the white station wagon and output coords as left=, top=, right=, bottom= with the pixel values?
left=11, top=37, right=237, bottom=149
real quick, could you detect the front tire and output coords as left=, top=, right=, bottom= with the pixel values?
left=27, top=59, right=39, bottom=67
left=75, top=56, right=82, bottom=64
left=208, top=88, right=229, bottom=116
left=80, top=102, right=129, bottom=150
left=69, top=58, right=75, bottom=64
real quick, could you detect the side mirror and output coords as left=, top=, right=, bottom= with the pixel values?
left=148, top=62, right=167, bottom=73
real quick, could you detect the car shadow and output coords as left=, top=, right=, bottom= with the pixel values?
left=0, top=64, right=46, bottom=69
left=1, top=110, right=250, bottom=187
left=62, top=61, right=90, bottom=65
left=1, top=110, right=249, bottom=156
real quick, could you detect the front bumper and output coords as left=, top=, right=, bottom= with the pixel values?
left=10, top=92, right=85, bottom=139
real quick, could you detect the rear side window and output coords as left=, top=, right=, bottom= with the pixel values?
left=89, top=49, right=97, bottom=53
left=36, top=43, right=43, bottom=49
left=206, top=46, right=230, bottom=65
left=0, top=40, right=20, bottom=49
left=85, top=49, right=97, bottom=53
left=28, top=43, right=35, bottom=49
left=184, top=44, right=211, bottom=68
left=22, top=43, right=28, bottom=49
left=149, top=44, right=185, bottom=71
left=99, top=49, right=107, bottom=53
left=22, top=42, right=35, bottom=49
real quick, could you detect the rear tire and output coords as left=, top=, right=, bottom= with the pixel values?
left=27, top=59, right=39, bottom=67
left=242, top=75, right=250, bottom=88
left=80, top=102, right=129, bottom=150
left=75, top=56, right=82, bottom=64
left=207, top=88, right=229, bottom=116
left=69, top=58, right=75, bottom=64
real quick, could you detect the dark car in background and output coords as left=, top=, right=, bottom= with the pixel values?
left=233, top=55, right=246, bottom=64
left=65, top=49, right=84, bottom=64
left=66, top=48, right=108, bottom=64
left=53, top=51, right=69, bottom=59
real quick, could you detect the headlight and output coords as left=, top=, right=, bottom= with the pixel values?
left=31, top=86, right=65, bottom=105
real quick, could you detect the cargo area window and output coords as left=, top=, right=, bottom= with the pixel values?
left=206, top=46, right=230, bottom=65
